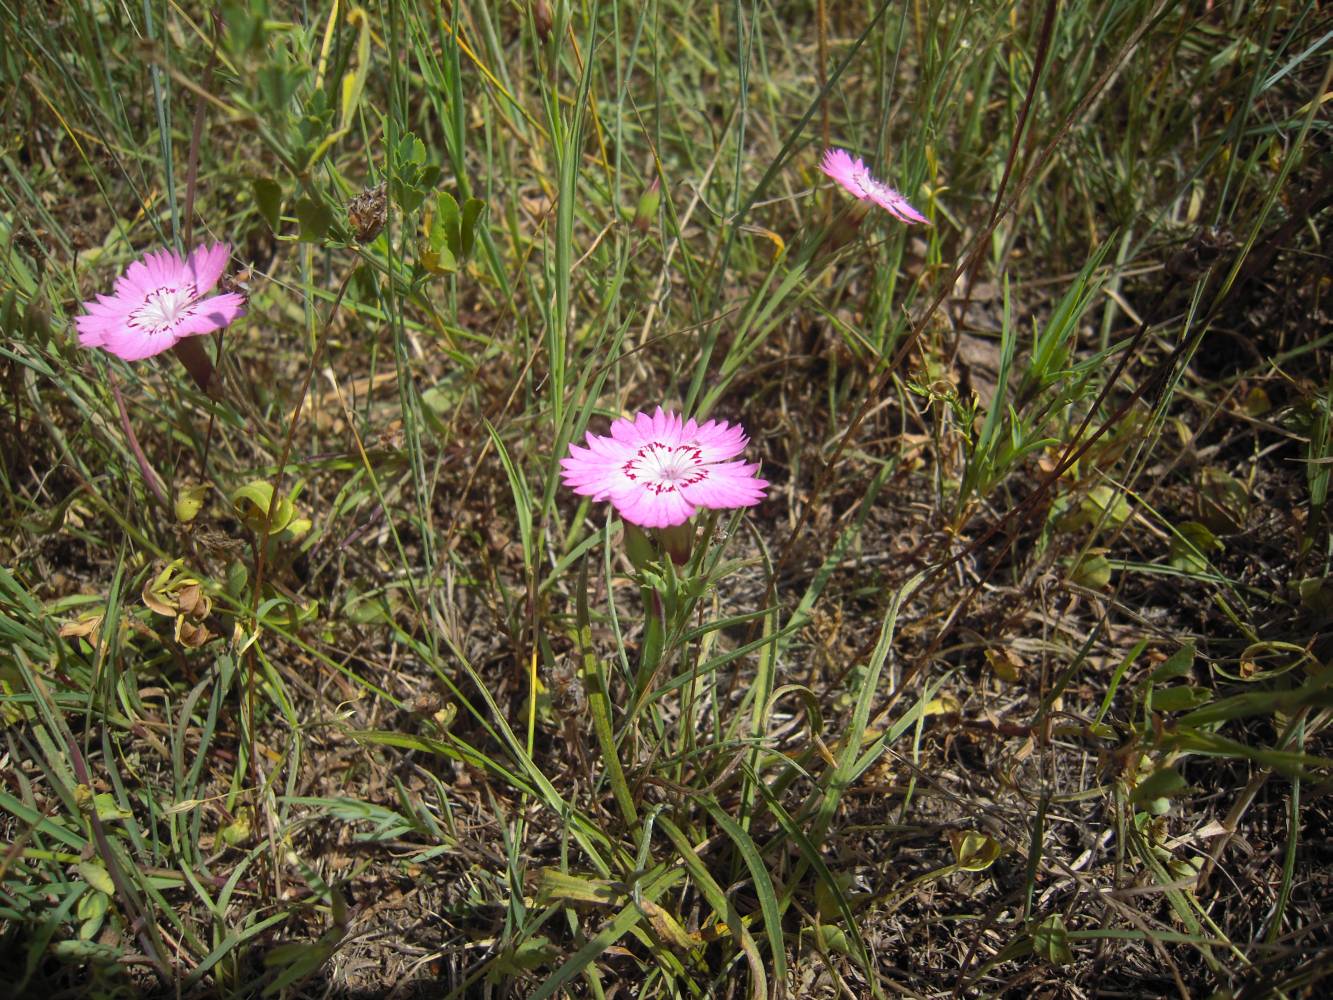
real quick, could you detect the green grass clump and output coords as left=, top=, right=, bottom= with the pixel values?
left=1, top=1, right=1330, bottom=997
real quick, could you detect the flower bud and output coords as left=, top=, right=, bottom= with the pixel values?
left=633, top=177, right=661, bottom=234
left=819, top=200, right=870, bottom=257
left=655, top=522, right=693, bottom=566
left=532, top=0, right=553, bottom=43
left=24, top=298, right=50, bottom=341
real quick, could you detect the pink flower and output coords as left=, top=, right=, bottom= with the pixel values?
left=819, top=147, right=928, bottom=225
left=75, top=243, right=246, bottom=361
left=562, top=407, right=769, bottom=529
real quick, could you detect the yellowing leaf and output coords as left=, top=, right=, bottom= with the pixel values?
left=1169, top=521, right=1222, bottom=573
left=59, top=612, right=104, bottom=646
left=638, top=898, right=702, bottom=950
left=986, top=648, right=1023, bottom=682
left=77, top=861, right=115, bottom=895
left=535, top=868, right=617, bottom=907
left=1069, top=550, right=1112, bottom=589
left=949, top=830, right=1001, bottom=871
left=1242, top=386, right=1271, bottom=417
left=175, top=483, right=209, bottom=524
left=220, top=807, right=252, bottom=846
left=337, top=8, right=371, bottom=132
left=92, top=793, right=131, bottom=822
left=923, top=694, right=960, bottom=717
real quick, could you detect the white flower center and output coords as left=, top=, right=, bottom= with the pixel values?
left=131, top=284, right=197, bottom=333
left=622, top=441, right=709, bottom=495
left=850, top=169, right=878, bottom=198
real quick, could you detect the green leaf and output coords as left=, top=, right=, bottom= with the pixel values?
left=528, top=867, right=684, bottom=1000
left=91, top=793, right=131, bottom=822
left=397, top=132, right=426, bottom=165
left=0, top=289, right=17, bottom=331
left=1130, top=766, right=1189, bottom=805
left=1069, top=551, right=1112, bottom=589
left=658, top=816, right=768, bottom=1000
left=1297, top=577, right=1333, bottom=618
left=261, top=928, right=342, bottom=997
left=1169, top=521, right=1222, bottom=573
left=536, top=869, right=618, bottom=907
left=575, top=553, right=637, bottom=826
left=698, top=798, right=787, bottom=987
left=77, top=861, right=115, bottom=895
left=1032, top=913, right=1074, bottom=965
left=1198, top=466, right=1250, bottom=533
left=816, top=923, right=852, bottom=955
left=486, top=935, right=559, bottom=981
left=1148, top=685, right=1212, bottom=713
left=220, top=806, right=252, bottom=846
left=435, top=190, right=461, bottom=252
left=253, top=177, right=283, bottom=232
left=1083, top=485, right=1131, bottom=528
left=226, top=559, right=249, bottom=599
left=294, top=196, right=335, bottom=242
left=52, top=938, right=120, bottom=962
left=77, top=886, right=108, bottom=940
left=390, top=132, right=441, bottom=214
left=1177, top=671, right=1333, bottom=726
left=1150, top=642, right=1196, bottom=682
left=484, top=419, right=533, bottom=571
left=258, top=61, right=305, bottom=112
left=460, top=197, right=486, bottom=258
left=419, top=238, right=456, bottom=275
left=231, top=480, right=295, bottom=535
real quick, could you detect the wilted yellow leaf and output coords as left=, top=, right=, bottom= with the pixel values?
left=949, top=829, right=1002, bottom=871
left=638, top=898, right=702, bottom=950
left=985, top=648, right=1023, bottom=682
left=924, top=694, right=961, bottom=717
left=175, top=483, right=209, bottom=524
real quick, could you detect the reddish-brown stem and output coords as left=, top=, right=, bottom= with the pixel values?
left=181, top=10, right=221, bottom=249
left=182, top=11, right=224, bottom=476
left=109, top=371, right=168, bottom=509
left=816, top=0, right=829, bottom=152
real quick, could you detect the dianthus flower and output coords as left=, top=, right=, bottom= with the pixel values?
left=561, top=407, right=768, bottom=529
left=819, top=147, right=928, bottom=225
left=75, top=243, right=246, bottom=361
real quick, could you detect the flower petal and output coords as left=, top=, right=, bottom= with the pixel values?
left=609, top=412, right=649, bottom=447
left=612, top=482, right=696, bottom=528
left=691, top=419, right=749, bottom=462
left=185, top=242, right=231, bottom=295
left=820, top=148, right=866, bottom=199
left=682, top=461, right=768, bottom=508
left=821, top=147, right=928, bottom=225
left=98, top=324, right=180, bottom=361
left=865, top=183, right=928, bottom=225
left=168, top=292, right=247, bottom=339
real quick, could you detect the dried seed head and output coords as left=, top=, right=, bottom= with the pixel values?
left=347, top=182, right=388, bottom=243
left=175, top=616, right=214, bottom=649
